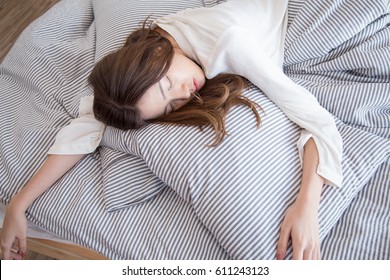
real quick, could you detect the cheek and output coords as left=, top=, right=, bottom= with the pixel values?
left=139, top=101, right=165, bottom=120
left=192, top=60, right=203, bottom=74
left=179, top=56, right=202, bottom=74
left=138, top=88, right=165, bottom=120
left=173, top=55, right=205, bottom=82
left=192, top=61, right=205, bottom=80
left=176, top=98, right=190, bottom=109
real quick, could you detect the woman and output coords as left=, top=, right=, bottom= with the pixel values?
left=1, top=0, right=342, bottom=260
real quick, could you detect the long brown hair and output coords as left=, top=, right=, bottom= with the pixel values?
left=89, top=23, right=262, bottom=146
left=158, top=74, right=262, bottom=146
left=89, top=23, right=174, bottom=129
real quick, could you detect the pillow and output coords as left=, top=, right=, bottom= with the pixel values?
left=91, top=0, right=316, bottom=212
left=93, top=0, right=218, bottom=61
left=100, top=0, right=390, bottom=259
left=92, top=0, right=222, bottom=210
left=91, top=0, right=312, bottom=212
left=102, top=86, right=389, bottom=259
left=99, top=148, right=166, bottom=211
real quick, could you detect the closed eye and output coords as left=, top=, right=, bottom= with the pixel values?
left=166, top=76, right=173, bottom=91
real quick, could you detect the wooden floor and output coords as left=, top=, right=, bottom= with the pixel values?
left=0, top=0, right=59, bottom=61
left=0, top=0, right=58, bottom=260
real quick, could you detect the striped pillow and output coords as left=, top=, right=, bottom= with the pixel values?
left=93, top=0, right=214, bottom=62
left=92, top=0, right=312, bottom=212
left=102, top=85, right=389, bottom=259
left=98, top=0, right=390, bottom=258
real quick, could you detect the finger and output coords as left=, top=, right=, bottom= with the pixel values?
left=292, top=241, right=304, bottom=260
left=303, top=249, right=313, bottom=260
left=1, top=247, right=11, bottom=260
left=1, top=240, right=14, bottom=260
left=308, top=242, right=320, bottom=260
left=1, top=235, right=16, bottom=260
left=292, top=249, right=304, bottom=260
left=17, top=237, right=27, bottom=258
left=276, top=223, right=290, bottom=260
left=315, top=245, right=321, bottom=260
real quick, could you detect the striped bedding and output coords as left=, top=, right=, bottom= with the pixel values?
left=0, top=0, right=389, bottom=260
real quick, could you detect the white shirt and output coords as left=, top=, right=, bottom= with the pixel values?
left=49, top=0, right=343, bottom=187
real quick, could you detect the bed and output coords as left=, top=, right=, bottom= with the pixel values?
left=0, top=0, right=389, bottom=260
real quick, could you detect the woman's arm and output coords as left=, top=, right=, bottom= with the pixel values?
left=0, top=154, right=84, bottom=260
left=276, top=137, right=324, bottom=260
left=216, top=28, right=343, bottom=187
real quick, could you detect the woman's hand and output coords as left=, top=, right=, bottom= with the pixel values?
left=1, top=199, right=28, bottom=260
left=0, top=154, right=85, bottom=260
left=276, top=137, right=324, bottom=260
left=276, top=197, right=320, bottom=260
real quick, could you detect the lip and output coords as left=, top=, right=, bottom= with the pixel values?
left=193, top=78, right=200, bottom=92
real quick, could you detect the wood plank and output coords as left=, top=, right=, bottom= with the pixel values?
left=0, top=228, right=109, bottom=260
left=26, top=237, right=109, bottom=260
left=0, top=0, right=59, bottom=61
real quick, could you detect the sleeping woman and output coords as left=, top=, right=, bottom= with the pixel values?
left=0, top=0, right=342, bottom=260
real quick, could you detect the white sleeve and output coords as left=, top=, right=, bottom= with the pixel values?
left=209, top=27, right=343, bottom=187
left=48, top=96, right=105, bottom=155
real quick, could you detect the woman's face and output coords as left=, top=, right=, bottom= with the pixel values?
left=137, top=51, right=206, bottom=120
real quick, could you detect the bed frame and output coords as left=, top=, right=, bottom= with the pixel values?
left=0, top=229, right=108, bottom=260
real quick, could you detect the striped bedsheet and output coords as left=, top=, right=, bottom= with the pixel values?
left=322, top=159, right=390, bottom=259
left=0, top=0, right=389, bottom=259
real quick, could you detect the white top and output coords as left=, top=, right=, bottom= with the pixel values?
left=49, top=0, right=343, bottom=187
left=48, top=95, right=105, bottom=154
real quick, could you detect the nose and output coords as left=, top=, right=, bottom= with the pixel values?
left=173, top=82, right=192, bottom=100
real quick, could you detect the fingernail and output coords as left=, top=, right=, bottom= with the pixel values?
left=276, top=252, right=284, bottom=260
left=20, top=251, right=26, bottom=258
